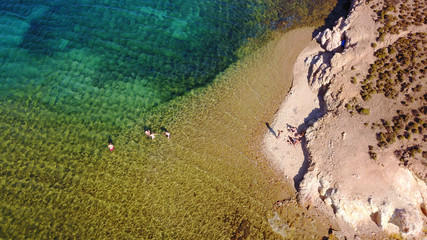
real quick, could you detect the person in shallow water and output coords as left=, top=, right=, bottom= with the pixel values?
left=149, top=132, right=158, bottom=139
left=108, top=137, right=114, bottom=151
left=164, top=131, right=170, bottom=139
left=145, top=129, right=158, bottom=139
left=108, top=143, right=114, bottom=151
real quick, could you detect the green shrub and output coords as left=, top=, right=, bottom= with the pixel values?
left=413, top=84, right=422, bottom=92
left=361, top=92, right=372, bottom=101
left=385, top=6, right=395, bottom=12
left=392, top=125, right=402, bottom=132
left=360, top=108, right=370, bottom=115
left=383, top=120, right=391, bottom=128
left=415, top=118, right=424, bottom=124
left=404, top=132, right=411, bottom=139
left=386, top=133, right=397, bottom=143
left=378, top=141, right=387, bottom=148
left=400, top=114, right=409, bottom=122
left=374, top=48, right=388, bottom=59
left=369, top=151, right=377, bottom=160
left=377, top=132, right=386, bottom=142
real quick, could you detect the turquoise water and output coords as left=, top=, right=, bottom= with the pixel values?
left=1, top=0, right=266, bottom=131
left=0, top=0, right=336, bottom=238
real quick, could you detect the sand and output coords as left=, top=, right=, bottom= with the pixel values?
left=263, top=39, right=322, bottom=190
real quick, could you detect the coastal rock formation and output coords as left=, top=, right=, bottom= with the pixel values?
left=297, top=0, right=427, bottom=238
left=315, top=17, right=349, bottom=52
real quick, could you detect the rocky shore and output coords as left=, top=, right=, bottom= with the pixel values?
left=265, top=0, right=427, bottom=238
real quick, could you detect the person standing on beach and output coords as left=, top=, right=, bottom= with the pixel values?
left=276, top=129, right=283, bottom=139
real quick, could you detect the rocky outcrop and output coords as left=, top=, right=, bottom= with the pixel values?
left=315, top=17, right=349, bottom=52
left=297, top=0, right=427, bottom=238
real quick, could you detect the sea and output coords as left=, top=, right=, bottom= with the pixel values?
left=0, top=0, right=335, bottom=238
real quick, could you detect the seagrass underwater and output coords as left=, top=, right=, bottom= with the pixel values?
left=0, top=0, right=338, bottom=238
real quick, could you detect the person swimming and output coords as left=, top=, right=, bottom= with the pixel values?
left=164, top=131, right=170, bottom=139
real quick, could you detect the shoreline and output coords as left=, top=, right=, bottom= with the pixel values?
left=135, top=27, right=335, bottom=238
left=264, top=0, right=427, bottom=238
left=263, top=39, right=323, bottom=190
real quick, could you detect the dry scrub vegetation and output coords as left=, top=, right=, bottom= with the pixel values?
left=344, top=0, right=426, bottom=181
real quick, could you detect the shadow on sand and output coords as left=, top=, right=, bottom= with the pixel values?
left=265, top=122, right=277, bottom=138
left=292, top=74, right=330, bottom=190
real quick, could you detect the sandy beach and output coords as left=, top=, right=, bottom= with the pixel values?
left=263, top=39, right=323, bottom=190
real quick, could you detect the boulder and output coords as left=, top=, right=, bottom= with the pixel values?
left=315, top=17, right=350, bottom=52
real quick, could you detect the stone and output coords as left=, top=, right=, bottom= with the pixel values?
left=315, top=17, right=350, bottom=52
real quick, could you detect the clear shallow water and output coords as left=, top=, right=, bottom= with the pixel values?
left=1, top=0, right=266, bottom=131
left=0, top=0, right=335, bottom=238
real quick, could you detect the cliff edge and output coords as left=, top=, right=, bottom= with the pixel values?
left=298, top=0, right=427, bottom=238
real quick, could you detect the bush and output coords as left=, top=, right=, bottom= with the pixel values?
left=404, top=132, right=411, bottom=139
left=360, top=108, right=370, bottom=115
left=415, top=118, right=424, bottom=125
left=400, top=114, right=409, bottom=122
left=361, top=92, right=372, bottom=101
left=374, top=48, right=388, bottom=59
left=369, top=151, right=377, bottom=160
left=387, top=46, right=397, bottom=55
left=377, top=132, right=386, bottom=142
left=382, top=120, right=391, bottom=128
